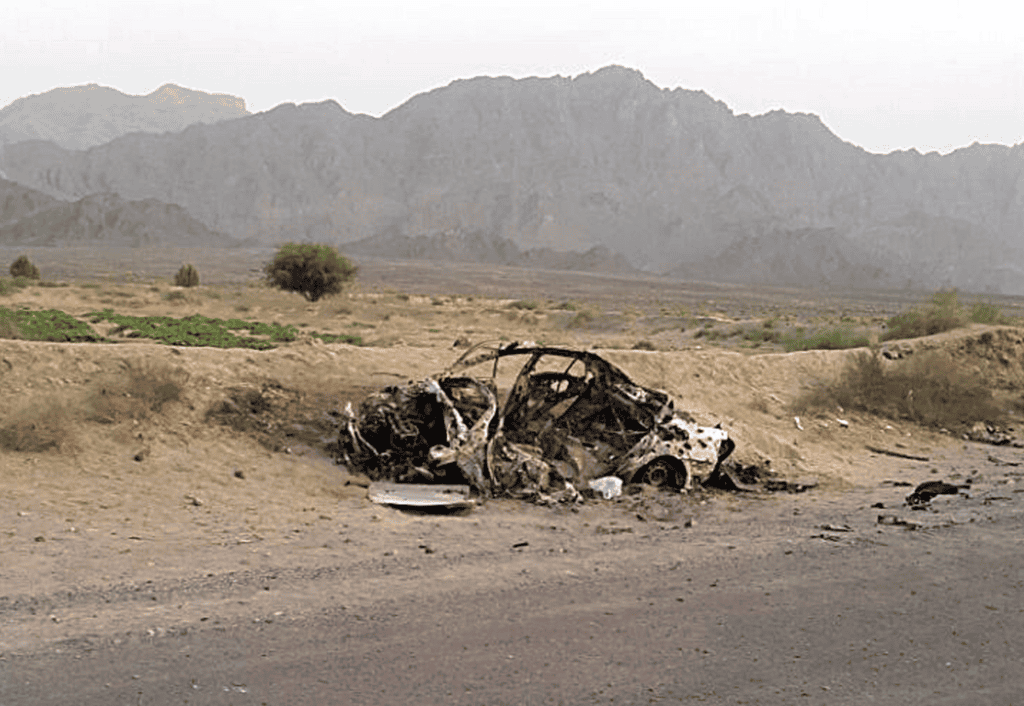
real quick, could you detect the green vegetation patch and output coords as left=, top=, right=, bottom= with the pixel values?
left=86, top=310, right=300, bottom=350
left=0, top=306, right=106, bottom=342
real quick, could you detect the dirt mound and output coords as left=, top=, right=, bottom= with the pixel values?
left=881, top=325, right=1024, bottom=392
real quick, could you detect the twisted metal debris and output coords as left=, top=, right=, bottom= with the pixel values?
left=339, top=343, right=735, bottom=502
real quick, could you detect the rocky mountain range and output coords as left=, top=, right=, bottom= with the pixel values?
left=1, top=67, right=1021, bottom=293
left=0, top=83, right=248, bottom=151
left=0, top=178, right=237, bottom=248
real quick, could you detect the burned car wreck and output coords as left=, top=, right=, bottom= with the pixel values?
left=339, top=344, right=736, bottom=502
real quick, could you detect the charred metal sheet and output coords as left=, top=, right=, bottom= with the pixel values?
left=368, top=482, right=474, bottom=509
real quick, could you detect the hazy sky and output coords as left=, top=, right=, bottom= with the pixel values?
left=2, top=0, right=1021, bottom=155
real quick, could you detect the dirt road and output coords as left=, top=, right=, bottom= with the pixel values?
left=3, top=447, right=1023, bottom=705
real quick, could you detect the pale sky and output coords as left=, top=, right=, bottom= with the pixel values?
left=1, top=0, right=1021, bottom=155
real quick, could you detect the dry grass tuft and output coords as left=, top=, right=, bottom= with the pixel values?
left=89, top=361, right=190, bottom=423
left=0, top=398, right=77, bottom=453
left=795, top=349, right=1000, bottom=431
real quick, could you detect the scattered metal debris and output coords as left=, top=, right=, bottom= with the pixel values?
left=589, top=476, right=623, bottom=499
left=877, top=514, right=922, bottom=529
left=906, top=480, right=962, bottom=506
left=866, top=445, right=930, bottom=462
left=367, top=482, right=474, bottom=510
left=339, top=343, right=738, bottom=502
left=964, top=422, right=1016, bottom=446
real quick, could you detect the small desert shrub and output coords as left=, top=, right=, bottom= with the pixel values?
left=174, top=264, right=200, bottom=287
left=632, top=340, right=657, bottom=351
left=882, top=289, right=967, bottom=341
left=783, top=326, right=869, bottom=352
left=968, top=301, right=1010, bottom=325
left=796, top=349, right=999, bottom=431
left=552, top=300, right=579, bottom=311
left=234, top=303, right=251, bottom=313
left=9, top=255, right=40, bottom=280
left=90, top=361, right=190, bottom=422
left=566, top=309, right=596, bottom=329
left=311, top=331, right=362, bottom=345
left=165, top=290, right=187, bottom=302
left=0, top=400, right=75, bottom=452
left=509, top=300, right=540, bottom=311
left=743, top=327, right=783, bottom=345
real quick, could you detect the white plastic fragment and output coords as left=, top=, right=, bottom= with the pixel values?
left=794, top=416, right=804, bottom=431
left=588, top=476, right=623, bottom=500
left=837, top=419, right=849, bottom=428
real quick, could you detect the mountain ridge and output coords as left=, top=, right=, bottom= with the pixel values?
left=1, top=66, right=1022, bottom=292
left=0, top=83, right=249, bottom=151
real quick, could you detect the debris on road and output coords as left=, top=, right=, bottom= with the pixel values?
left=906, top=480, right=962, bottom=506
left=964, top=422, right=1016, bottom=446
left=339, top=344, right=739, bottom=502
left=588, top=476, right=623, bottom=499
left=866, top=445, right=930, bottom=462
left=877, top=514, right=923, bottom=529
left=367, top=482, right=474, bottom=510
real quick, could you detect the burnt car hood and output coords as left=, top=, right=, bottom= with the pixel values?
left=339, top=343, right=734, bottom=500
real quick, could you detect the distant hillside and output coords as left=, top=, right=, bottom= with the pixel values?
left=0, top=83, right=249, bottom=151
left=2, top=67, right=1023, bottom=292
left=343, top=229, right=636, bottom=274
left=0, top=178, right=236, bottom=247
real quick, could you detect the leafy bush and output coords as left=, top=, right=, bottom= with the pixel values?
left=509, top=300, right=540, bottom=310
left=968, top=301, right=1010, bottom=325
left=0, top=306, right=105, bottom=342
left=783, top=326, right=870, bottom=352
left=9, top=255, right=40, bottom=280
left=881, top=289, right=967, bottom=341
left=796, top=349, right=999, bottom=431
left=164, top=290, right=188, bottom=302
left=174, top=263, right=200, bottom=288
left=263, top=243, right=357, bottom=302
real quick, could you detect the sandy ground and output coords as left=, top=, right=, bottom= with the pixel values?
left=2, top=261, right=1024, bottom=703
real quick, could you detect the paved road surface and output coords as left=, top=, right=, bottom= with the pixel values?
left=3, top=509, right=1022, bottom=706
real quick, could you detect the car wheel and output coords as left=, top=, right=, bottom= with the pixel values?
left=637, top=457, right=685, bottom=488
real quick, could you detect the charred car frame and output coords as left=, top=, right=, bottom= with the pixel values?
left=339, top=344, right=734, bottom=501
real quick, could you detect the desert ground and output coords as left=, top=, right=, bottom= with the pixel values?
left=2, top=249, right=1024, bottom=705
